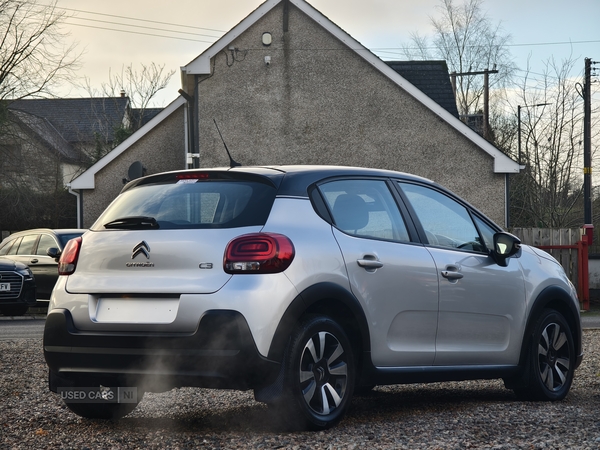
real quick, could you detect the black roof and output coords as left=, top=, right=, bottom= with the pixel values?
left=386, top=61, right=459, bottom=118
left=8, top=97, right=130, bottom=144
left=127, top=165, right=432, bottom=198
left=9, top=109, right=83, bottom=163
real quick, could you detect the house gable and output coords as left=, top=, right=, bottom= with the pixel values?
left=183, top=0, right=518, bottom=175
left=180, top=0, right=515, bottom=225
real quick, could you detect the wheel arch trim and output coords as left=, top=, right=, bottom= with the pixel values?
left=266, top=282, right=371, bottom=363
left=521, top=285, right=583, bottom=369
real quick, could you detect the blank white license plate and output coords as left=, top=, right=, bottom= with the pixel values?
left=93, top=298, right=179, bottom=324
left=0, top=283, right=10, bottom=291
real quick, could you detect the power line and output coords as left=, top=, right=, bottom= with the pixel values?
left=52, top=3, right=600, bottom=54
left=66, top=17, right=222, bottom=39
left=373, top=39, right=600, bottom=53
left=66, top=22, right=216, bottom=44
left=52, top=4, right=226, bottom=34
left=509, top=39, right=600, bottom=48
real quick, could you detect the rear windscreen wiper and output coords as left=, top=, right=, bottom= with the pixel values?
left=103, top=216, right=160, bottom=229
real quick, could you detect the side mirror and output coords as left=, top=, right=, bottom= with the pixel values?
left=47, top=247, right=61, bottom=262
left=491, top=232, right=521, bottom=267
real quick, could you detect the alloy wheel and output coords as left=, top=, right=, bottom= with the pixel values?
left=537, top=322, right=571, bottom=392
left=299, top=331, right=349, bottom=416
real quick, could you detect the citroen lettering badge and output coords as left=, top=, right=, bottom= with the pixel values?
left=126, top=241, right=154, bottom=267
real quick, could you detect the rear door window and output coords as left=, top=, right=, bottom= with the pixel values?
left=16, top=234, right=38, bottom=256
left=319, top=179, right=410, bottom=242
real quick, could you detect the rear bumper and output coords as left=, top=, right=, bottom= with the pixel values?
left=43, top=309, right=280, bottom=392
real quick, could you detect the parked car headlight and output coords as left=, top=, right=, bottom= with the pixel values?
left=17, top=268, right=33, bottom=280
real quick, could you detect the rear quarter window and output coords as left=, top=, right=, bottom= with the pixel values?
left=92, top=179, right=276, bottom=230
left=5, top=237, right=22, bottom=255
left=0, top=238, right=17, bottom=256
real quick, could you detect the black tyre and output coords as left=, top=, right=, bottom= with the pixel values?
left=515, top=309, right=574, bottom=401
left=64, top=400, right=140, bottom=420
left=1, top=305, right=29, bottom=316
left=277, top=316, right=355, bottom=430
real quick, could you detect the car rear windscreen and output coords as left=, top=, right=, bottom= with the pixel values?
left=92, top=178, right=276, bottom=230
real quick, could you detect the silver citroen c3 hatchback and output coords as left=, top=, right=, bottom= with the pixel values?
left=43, top=165, right=583, bottom=430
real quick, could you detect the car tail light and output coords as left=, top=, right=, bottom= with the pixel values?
left=224, top=233, right=295, bottom=274
left=58, top=236, right=82, bottom=275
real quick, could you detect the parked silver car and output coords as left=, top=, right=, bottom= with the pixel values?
left=43, top=166, right=582, bottom=430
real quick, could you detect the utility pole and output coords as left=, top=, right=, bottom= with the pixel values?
left=584, top=58, right=592, bottom=226
left=483, top=70, right=491, bottom=140
left=450, top=68, right=499, bottom=140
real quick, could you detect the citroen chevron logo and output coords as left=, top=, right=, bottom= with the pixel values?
left=132, top=241, right=150, bottom=260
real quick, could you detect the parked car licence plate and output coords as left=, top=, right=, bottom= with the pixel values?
left=0, top=283, right=10, bottom=291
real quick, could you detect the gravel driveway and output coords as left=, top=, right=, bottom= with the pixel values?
left=2, top=331, right=600, bottom=449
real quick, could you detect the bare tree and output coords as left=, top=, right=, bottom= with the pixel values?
left=78, top=62, right=175, bottom=161
left=403, top=0, right=515, bottom=117
left=83, top=62, right=175, bottom=131
left=0, top=0, right=80, bottom=100
left=509, top=55, right=600, bottom=228
left=115, top=63, right=175, bottom=113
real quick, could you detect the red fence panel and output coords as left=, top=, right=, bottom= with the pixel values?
left=512, top=228, right=589, bottom=311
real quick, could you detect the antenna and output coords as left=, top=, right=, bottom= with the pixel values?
left=213, top=119, right=241, bottom=168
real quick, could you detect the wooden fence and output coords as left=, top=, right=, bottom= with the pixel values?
left=511, top=227, right=588, bottom=309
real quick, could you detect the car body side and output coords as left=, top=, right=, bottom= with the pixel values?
left=43, top=167, right=583, bottom=417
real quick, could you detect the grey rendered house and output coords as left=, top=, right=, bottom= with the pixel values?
left=0, top=97, right=134, bottom=233
left=2, top=97, right=130, bottom=191
left=70, top=0, right=519, bottom=228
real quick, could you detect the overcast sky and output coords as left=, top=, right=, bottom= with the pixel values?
left=55, top=0, right=600, bottom=106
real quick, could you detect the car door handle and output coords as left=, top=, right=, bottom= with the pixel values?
left=441, top=270, right=463, bottom=280
left=357, top=258, right=384, bottom=269
left=29, top=259, right=39, bottom=264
